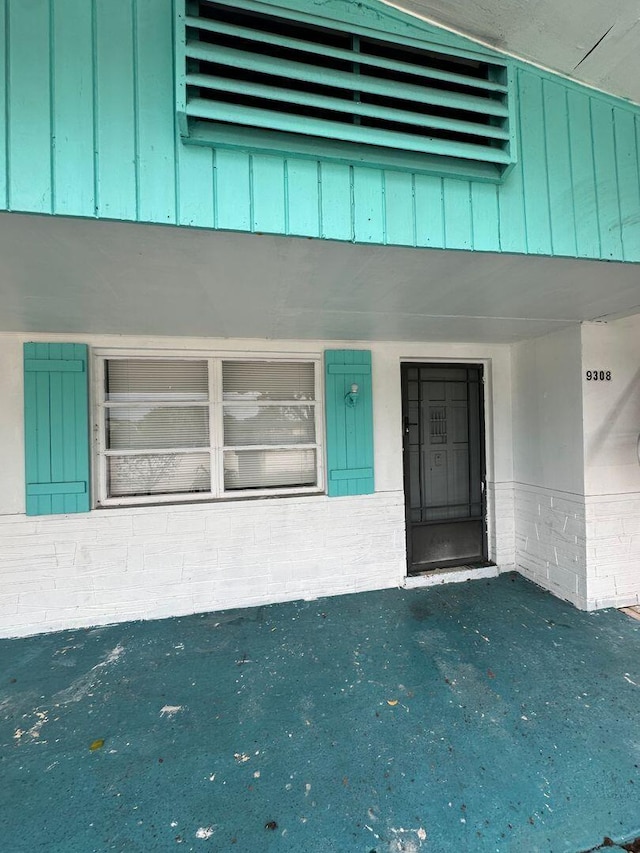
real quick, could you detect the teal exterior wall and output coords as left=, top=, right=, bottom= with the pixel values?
left=1, top=0, right=639, bottom=262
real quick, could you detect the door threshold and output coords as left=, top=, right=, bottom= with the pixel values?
left=404, top=563, right=499, bottom=589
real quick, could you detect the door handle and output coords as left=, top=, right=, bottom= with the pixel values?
left=404, top=416, right=410, bottom=436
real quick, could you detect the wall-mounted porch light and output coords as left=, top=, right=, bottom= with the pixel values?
left=345, top=383, right=359, bottom=407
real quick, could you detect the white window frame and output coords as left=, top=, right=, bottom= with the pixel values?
left=93, top=349, right=324, bottom=507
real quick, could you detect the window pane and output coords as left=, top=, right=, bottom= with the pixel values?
left=106, top=360, right=209, bottom=402
left=223, top=405, right=315, bottom=446
left=108, top=453, right=210, bottom=497
left=224, top=449, right=317, bottom=489
left=107, top=406, right=209, bottom=450
left=222, top=361, right=315, bottom=401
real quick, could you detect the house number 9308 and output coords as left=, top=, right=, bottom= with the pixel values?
left=585, top=370, right=611, bottom=381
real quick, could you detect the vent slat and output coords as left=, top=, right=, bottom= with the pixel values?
left=184, top=15, right=508, bottom=95
left=186, top=72, right=510, bottom=142
left=186, top=97, right=512, bottom=164
left=185, top=41, right=509, bottom=119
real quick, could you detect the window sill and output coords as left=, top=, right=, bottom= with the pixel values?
left=95, top=487, right=325, bottom=511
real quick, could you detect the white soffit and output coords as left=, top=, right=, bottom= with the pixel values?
left=383, top=0, right=640, bottom=106
left=0, top=213, right=638, bottom=344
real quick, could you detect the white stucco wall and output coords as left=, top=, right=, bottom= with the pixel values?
left=582, top=316, right=640, bottom=609
left=0, top=332, right=514, bottom=637
left=511, top=325, right=588, bottom=608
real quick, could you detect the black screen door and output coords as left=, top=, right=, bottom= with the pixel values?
left=401, top=363, right=487, bottom=573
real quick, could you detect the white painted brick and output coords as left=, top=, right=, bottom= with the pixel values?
left=146, top=552, right=185, bottom=571
left=0, top=612, right=48, bottom=630
left=0, top=594, right=20, bottom=615
left=594, top=597, right=625, bottom=610
left=0, top=520, right=38, bottom=536
left=547, top=564, right=579, bottom=594
left=167, top=513, right=207, bottom=535
left=1, top=556, right=59, bottom=571
left=621, top=517, right=640, bottom=535
left=0, top=484, right=513, bottom=638
left=0, top=543, right=56, bottom=559
left=19, top=589, right=95, bottom=609
left=592, top=518, right=625, bottom=538
left=594, top=541, right=631, bottom=559
left=515, top=483, right=586, bottom=602
left=614, top=573, right=640, bottom=595
left=126, top=545, right=145, bottom=571
left=132, top=513, right=169, bottom=535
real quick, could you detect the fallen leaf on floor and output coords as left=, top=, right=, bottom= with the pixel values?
left=89, top=739, right=105, bottom=751
left=387, top=699, right=398, bottom=706
left=487, top=669, right=496, bottom=678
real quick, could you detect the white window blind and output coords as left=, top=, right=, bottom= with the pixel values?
left=222, top=360, right=318, bottom=491
left=108, top=453, right=211, bottom=497
left=106, top=359, right=209, bottom=401
left=223, top=407, right=315, bottom=446
left=97, top=355, right=321, bottom=504
left=103, top=359, right=211, bottom=499
left=222, top=361, right=315, bottom=400
left=107, top=407, right=209, bottom=450
left=224, top=449, right=317, bottom=489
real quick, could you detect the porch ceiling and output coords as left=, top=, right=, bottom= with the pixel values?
left=385, top=0, right=640, bottom=106
left=1, top=212, right=639, bottom=344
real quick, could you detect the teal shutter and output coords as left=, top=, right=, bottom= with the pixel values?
left=324, top=349, right=374, bottom=497
left=23, top=343, right=91, bottom=516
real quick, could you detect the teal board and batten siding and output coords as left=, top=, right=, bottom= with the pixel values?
left=0, top=0, right=639, bottom=262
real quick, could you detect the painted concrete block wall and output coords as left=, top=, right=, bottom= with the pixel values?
left=0, top=332, right=515, bottom=637
left=0, top=493, right=406, bottom=637
left=511, top=325, right=588, bottom=607
left=582, top=316, right=640, bottom=609
left=0, top=0, right=639, bottom=262
left=511, top=314, right=640, bottom=610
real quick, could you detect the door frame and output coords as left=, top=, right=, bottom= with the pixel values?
left=400, top=359, right=489, bottom=574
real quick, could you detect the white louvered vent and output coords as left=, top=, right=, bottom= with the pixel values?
left=177, top=0, right=516, bottom=181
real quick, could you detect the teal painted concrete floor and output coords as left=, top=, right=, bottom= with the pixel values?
left=1, top=574, right=639, bottom=853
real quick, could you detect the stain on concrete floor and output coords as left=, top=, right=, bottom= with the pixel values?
left=1, top=573, right=639, bottom=852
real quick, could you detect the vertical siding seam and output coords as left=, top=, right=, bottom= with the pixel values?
left=587, top=98, right=603, bottom=259
left=248, top=153, right=255, bottom=231
left=349, top=164, right=355, bottom=242
left=132, top=0, right=140, bottom=221
left=540, top=82, right=555, bottom=256
left=515, top=71, right=529, bottom=253
left=611, top=110, right=626, bottom=261
left=439, top=177, right=446, bottom=246
left=4, top=0, right=9, bottom=209
left=48, top=0, right=55, bottom=214
left=283, top=159, right=290, bottom=235
left=171, top=0, right=180, bottom=227
left=91, top=0, right=99, bottom=216
left=564, top=88, right=578, bottom=257
left=468, top=182, right=474, bottom=248
left=212, top=147, right=218, bottom=229
left=410, top=173, right=417, bottom=248
left=381, top=170, right=387, bottom=244
left=496, top=180, right=503, bottom=251
left=635, top=115, right=640, bottom=222
left=316, top=160, right=322, bottom=238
